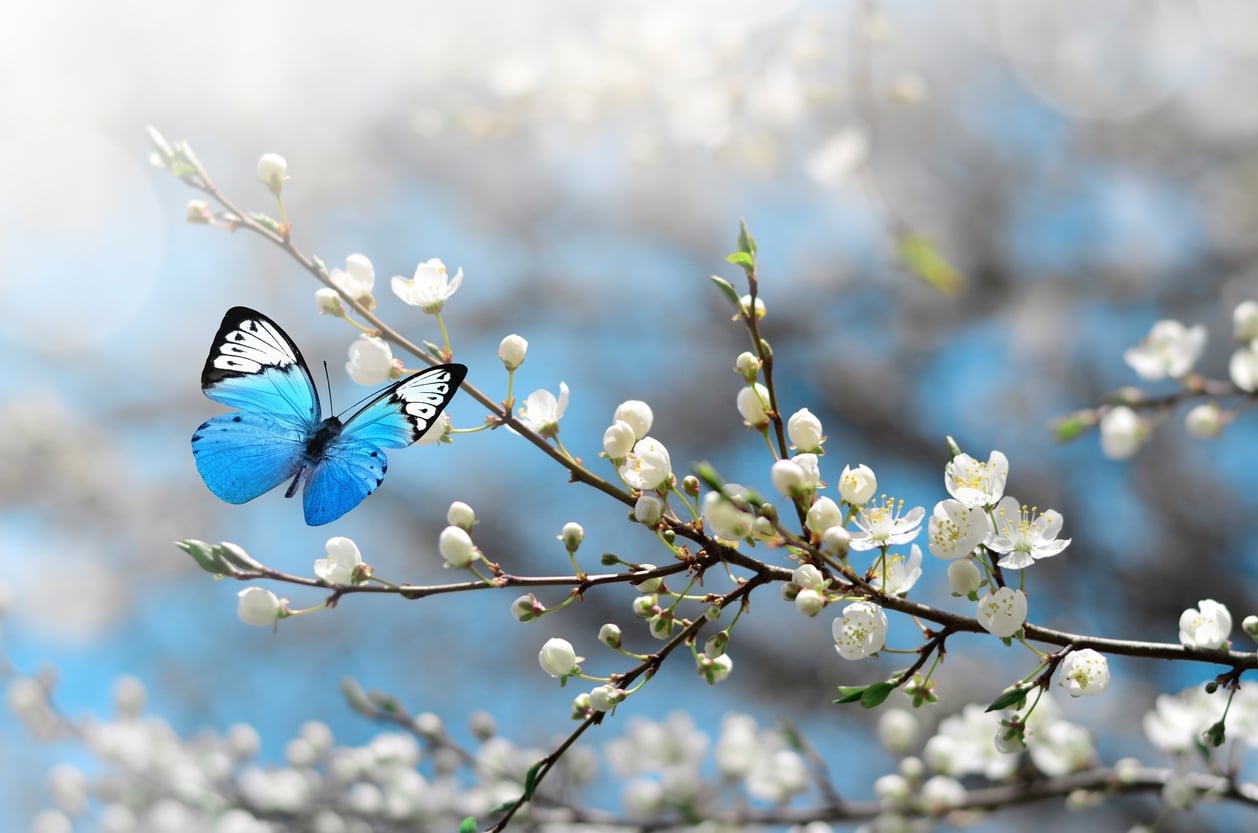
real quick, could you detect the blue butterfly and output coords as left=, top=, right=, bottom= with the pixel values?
left=192, top=306, right=466, bottom=526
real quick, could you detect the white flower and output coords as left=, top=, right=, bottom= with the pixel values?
left=1185, top=403, right=1223, bottom=439
left=920, top=775, right=966, bottom=814
left=947, top=559, right=982, bottom=596
left=1123, top=320, right=1206, bottom=380
left=944, top=450, right=1008, bottom=508
left=806, top=127, right=869, bottom=188
left=257, top=153, right=287, bottom=192
left=613, top=400, right=654, bottom=440
left=715, top=715, right=759, bottom=777
left=976, top=587, right=1027, bottom=638
left=314, top=536, right=363, bottom=585
left=787, top=408, right=824, bottom=452
left=237, top=587, right=285, bottom=627
left=877, top=709, right=920, bottom=754
left=794, top=588, right=826, bottom=617
left=806, top=496, right=842, bottom=536
left=1230, top=342, right=1258, bottom=392
left=927, top=499, right=987, bottom=560
left=832, top=601, right=888, bottom=660
left=701, top=486, right=756, bottom=541
left=1099, top=406, right=1145, bottom=459
left=438, top=526, right=479, bottom=568
left=986, top=496, right=1070, bottom=569
left=849, top=496, right=924, bottom=552
left=447, top=500, right=475, bottom=529
left=1143, top=687, right=1222, bottom=754
left=345, top=336, right=394, bottom=386
left=870, top=545, right=922, bottom=596
left=518, top=382, right=569, bottom=437
left=497, top=334, right=528, bottom=370
left=538, top=638, right=579, bottom=678
left=1060, top=649, right=1109, bottom=697
left=736, top=383, right=770, bottom=426
left=329, top=253, right=375, bottom=301
left=391, top=258, right=463, bottom=313
left=1234, top=300, right=1258, bottom=342
left=838, top=464, right=877, bottom=505
left=634, top=495, right=663, bottom=526
left=618, top=437, right=672, bottom=490
left=602, top=420, right=636, bottom=458
left=1179, top=599, right=1232, bottom=650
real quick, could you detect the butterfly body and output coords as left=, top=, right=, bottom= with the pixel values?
left=192, top=307, right=465, bottom=525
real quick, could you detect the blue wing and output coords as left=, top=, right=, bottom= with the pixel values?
left=300, top=363, right=466, bottom=525
left=192, top=307, right=322, bottom=506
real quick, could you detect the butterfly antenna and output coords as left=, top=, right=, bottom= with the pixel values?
left=322, top=361, right=335, bottom=413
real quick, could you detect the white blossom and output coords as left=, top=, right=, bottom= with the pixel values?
left=345, top=336, right=394, bottom=386
left=1123, top=319, right=1206, bottom=380
left=1233, top=300, right=1258, bottom=342
left=985, top=496, right=1070, bottom=569
left=329, top=253, right=375, bottom=301
left=1230, top=342, right=1258, bottom=392
left=313, top=536, right=363, bottom=585
left=1099, top=406, right=1146, bottom=459
left=602, top=420, right=636, bottom=458
left=944, top=450, right=1008, bottom=508
left=517, top=383, right=569, bottom=436
left=832, top=601, right=888, bottom=660
left=618, top=437, right=672, bottom=491
left=613, top=400, right=654, bottom=440
left=1060, top=649, right=1109, bottom=697
left=947, top=559, right=982, bottom=596
left=870, top=545, right=923, bottom=596
left=976, top=587, right=1027, bottom=638
left=849, top=497, right=924, bottom=552
left=927, top=499, right=987, bottom=560
left=438, top=526, right=479, bottom=568
left=838, top=463, right=877, bottom=505
left=391, top=258, right=463, bottom=313
left=1178, top=599, right=1231, bottom=650
left=538, top=638, right=579, bottom=678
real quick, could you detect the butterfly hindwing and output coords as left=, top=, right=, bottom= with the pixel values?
left=300, top=364, right=467, bottom=525
left=192, top=411, right=308, bottom=504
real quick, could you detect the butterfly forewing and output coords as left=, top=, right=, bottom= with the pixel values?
left=336, top=364, right=468, bottom=449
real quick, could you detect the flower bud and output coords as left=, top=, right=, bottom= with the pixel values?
left=794, top=588, right=826, bottom=617
left=697, top=652, right=733, bottom=684
left=1099, top=406, right=1144, bottom=459
left=237, top=587, right=285, bottom=627
left=838, top=464, right=877, bottom=505
left=511, top=594, right=542, bottom=622
left=737, top=384, right=770, bottom=426
left=613, top=400, right=654, bottom=439
left=538, top=638, right=579, bottom=678
left=602, top=420, right=636, bottom=458
left=734, top=351, right=761, bottom=380
left=257, top=153, right=288, bottom=194
left=806, top=497, right=842, bottom=538
left=632, top=595, right=657, bottom=618
left=738, top=294, right=766, bottom=320
left=438, top=526, right=478, bottom=568
left=345, top=336, right=394, bottom=386
left=598, top=623, right=622, bottom=649
left=447, top=501, right=475, bottom=530
left=589, top=685, right=623, bottom=712
left=877, top=708, right=919, bottom=755
left=787, top=408, right=824, bottom=452
left=631, top=564, right=663, bottom=595
left=315, top=288, right=345, bottom=317
left=1234, top=300, right=1258, bottom=342
left=560, top=522, right=584, bottom=552
left=186, top=200, right=212, bottom=224
left=771, top=459, right=810, bottom=499
left=633, top=495, right=663, bottom=526
left=498, top=334, right=528, bottom=370
left=1185, top=403, right=1223, bottom=439
left=821, top=525, right=851, bottom=557
left=649, top=611, right=675, bottom=639
left=704, top=630, right=728, bottom=657
left=947, top=559, right=982, bottom=596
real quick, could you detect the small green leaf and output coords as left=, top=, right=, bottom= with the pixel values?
left=249, top=212, right=283, bottom=235
left=522, top=760, right=544, bottom=800
left=1049, top=409, right=1097, bottom=443
left=860, top=682, right=895, bottom=708
left=945, top=436, right=963, bottom=460
left=459, top=817, right=478, bottom=833
left=421, top=340, right=444, bottom=361
left=896, top=232, right=962, bottom=295
left=737, top=219, right=757, bottom=258
left=834, top=685, right=867, bottom=704
left=985, top=684, right=1030, bottom=712
left=214, top=542, right=264, bottom=571
left=368, top=690, right=404, bottom=715
left=692, top=462, right=725, bottom=493
left=311, top=254, right=328, bottom=277
left=725, top=251, right=754, bottom=270
left=709, top=275, right=741, bottom=307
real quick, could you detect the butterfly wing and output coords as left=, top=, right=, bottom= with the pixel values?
left=301, top=363, right=466, bottom=525
left=192, top=307, right=322, bottom=505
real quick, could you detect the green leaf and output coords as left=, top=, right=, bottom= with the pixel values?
left=368, top=689, right=404, bottom=715
left=737, top=219, right=757, bottom=258
left=945, top=436, right=963, bottom=460
left=522, top=760, right=544, bottom=800
left=421, top=340, right=444, bottom=361
left=709, top=275, right=741, bottom=308
left=692, top=462, right=725, bottom=493
left=1049, top=409, right=1097, bottom=443
left=459, top=817, right=479, bottom=833
left=175, top=540, right=231, bottom=575
left=985, top=684, right=1031, bottom=712
left=896, top=232, right=962, bottom=295
left=834, top=685, right=867, bottom=704
left=311, top=254, right=328, bottom=278
left=214, top=542, right=264, bottom=571
left=860, top=682, right=895, bottom=708
left=725, top=251, right=754, bottom=270
left=249, top=212, right=283, bottom=235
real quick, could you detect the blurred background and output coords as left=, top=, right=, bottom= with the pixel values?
left=4, top=0, right=1258, bottom=830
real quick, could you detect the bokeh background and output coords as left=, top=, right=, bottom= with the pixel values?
left=4, top=1, right=1258, bottom=830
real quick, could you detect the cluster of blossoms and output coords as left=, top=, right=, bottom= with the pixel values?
left=1099, top=302, right=1258, bottom=458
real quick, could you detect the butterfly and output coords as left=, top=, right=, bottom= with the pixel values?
left=192, top=306, right=467, bottom=525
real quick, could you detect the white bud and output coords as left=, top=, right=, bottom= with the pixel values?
left=821, top=525, right=851, bottom=556
left=598, top=623, right=622, bottom=648
left=613, top=400, right=654, bottom=439
left=498, top=334, right=528, bottom=370
left=838, top=464, right=877, bottom=505
left=1234, top=300, right=1258, bottom=342
left=631, top=564, right=663, bottom=594
left=1099, top=406, right=1144, bottom=459
left=186, top=200, right=211, bottom=224
left=734, top=351, right=762, bottom=379
left=345, top=336, right=394, bottom=386
left=438, top=526, right=478, bottom=568
left=877, top=708, right=919, bottom=755
left=538, top=638, right=579, bottom=678
left=794, top=588, right=826, bottom=617
left=806, top=496, right=842, bottom=537
left=633, top=495, right=663, bottom=526
left=947, top=559, right=982, bottom=595
left=315, top=287, right=344, bottom=316
left=257, top=153, right=288, bottom=193
left=738, top=294, right=766, bottom=319
left=771, top=459, right=810, bottom=498
left=511, top=594, right=541, bottom=622
left=560, top=522, right=584, bottom=551
left=792, top=564, right=824, bottom=589
left=447, top=500, right=475, bottom=529
left=1185, top=403, right=1223, bottom=439
left=589, top=685, right=622, bottom=712
left=787, top=408, right=824, bottom=452
left=737, top=384, right=770, bottom=426
left=602, top=420, right=636, bottom=458
left=237, top=587, right=285, bottom=627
